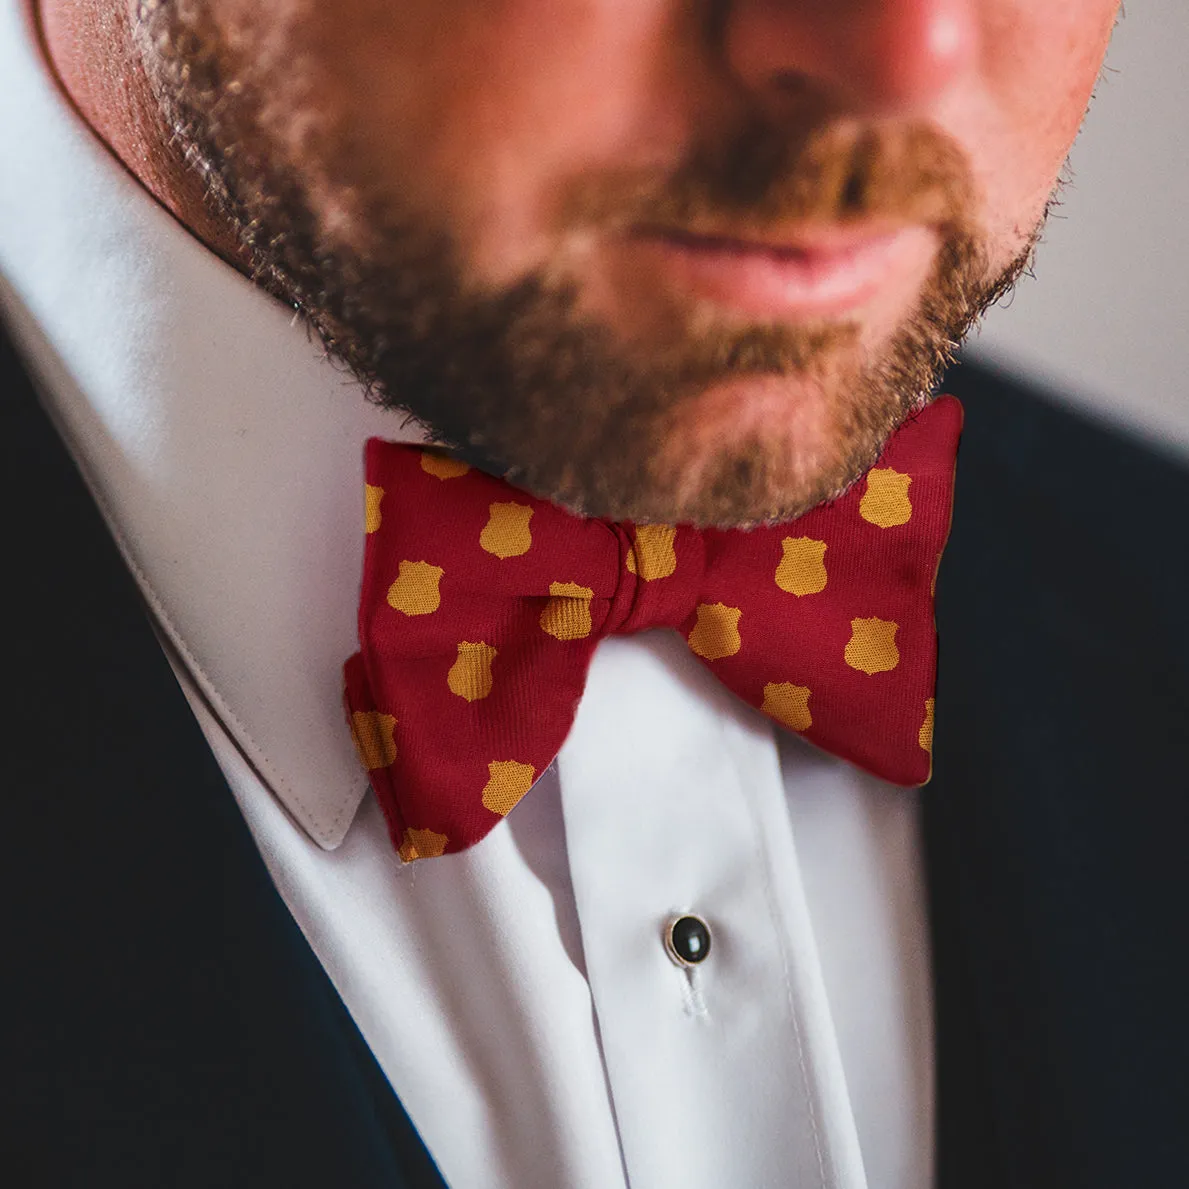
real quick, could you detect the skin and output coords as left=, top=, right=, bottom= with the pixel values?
left=38, top=0, right=1120, bottom=523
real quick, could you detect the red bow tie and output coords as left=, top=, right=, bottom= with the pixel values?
left=344, top=395, right=962, bottom=861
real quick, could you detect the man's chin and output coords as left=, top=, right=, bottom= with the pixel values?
left=643, top=373, right=848, bottom=525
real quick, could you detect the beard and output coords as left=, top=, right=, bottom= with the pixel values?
left=135, top=1, right=1037, bottom=526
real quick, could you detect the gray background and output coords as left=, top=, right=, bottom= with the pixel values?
left=970, top=0, right=1189, bottom=456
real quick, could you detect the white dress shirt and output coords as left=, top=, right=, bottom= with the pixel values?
left=0, top=4, right=934, bottom=1186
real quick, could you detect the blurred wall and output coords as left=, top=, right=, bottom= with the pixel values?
left=970, top=0, right=1189, bottom=457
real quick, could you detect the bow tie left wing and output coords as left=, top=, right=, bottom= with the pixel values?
left=683, top=395, right=962, bottom=786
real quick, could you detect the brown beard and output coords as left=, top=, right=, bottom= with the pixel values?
left=135, top=1, right=1036, bottom=526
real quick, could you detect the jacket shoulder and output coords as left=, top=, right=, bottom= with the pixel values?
left=941, top=355, right=1189, bottom=675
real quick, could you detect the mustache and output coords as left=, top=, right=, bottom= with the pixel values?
left=557, top=114, right=977, bottom=238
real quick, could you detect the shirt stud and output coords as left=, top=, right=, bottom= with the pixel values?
left=665, top=914, right=712, bottom=967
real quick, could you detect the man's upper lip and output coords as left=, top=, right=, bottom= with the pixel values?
left=633, top=221, right=913, bottom=256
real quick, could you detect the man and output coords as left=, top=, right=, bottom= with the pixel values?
left=2, top=2, right=1186, bottom=1187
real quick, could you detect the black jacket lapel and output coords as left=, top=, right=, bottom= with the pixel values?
left=927, top=360, right=1189, bottom=1189
left=0, top=323, right=447, bottom=1187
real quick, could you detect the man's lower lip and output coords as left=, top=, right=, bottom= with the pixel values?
left=629, top=226, right=931, bottom=319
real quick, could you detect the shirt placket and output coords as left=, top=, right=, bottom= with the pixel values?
left=557, top=631, right=868, bottom=1189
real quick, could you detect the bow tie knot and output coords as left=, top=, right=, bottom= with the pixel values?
left=345, top=396, right=962, bottom=861
left=608, top=524, right=705, bottom=635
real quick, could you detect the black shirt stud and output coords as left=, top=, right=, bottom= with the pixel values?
left=665, top=914, right=712, bottom=967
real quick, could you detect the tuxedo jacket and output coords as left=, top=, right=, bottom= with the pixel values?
left=3, top=319, right=1187, bottom=1189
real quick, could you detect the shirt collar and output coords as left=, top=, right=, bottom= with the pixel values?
left=0, top=0, right=423, bottom=847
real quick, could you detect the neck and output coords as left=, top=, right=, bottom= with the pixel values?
left=37, top=0, right=248, bottom=270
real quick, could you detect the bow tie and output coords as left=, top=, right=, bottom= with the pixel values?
left=344, top=395, right=962, bottom=861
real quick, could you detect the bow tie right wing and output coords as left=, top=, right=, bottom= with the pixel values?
left=345, top=444, right=620, bottom=860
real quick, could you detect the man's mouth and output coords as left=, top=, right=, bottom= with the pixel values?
left=627, top=221, right=938, bottom=320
